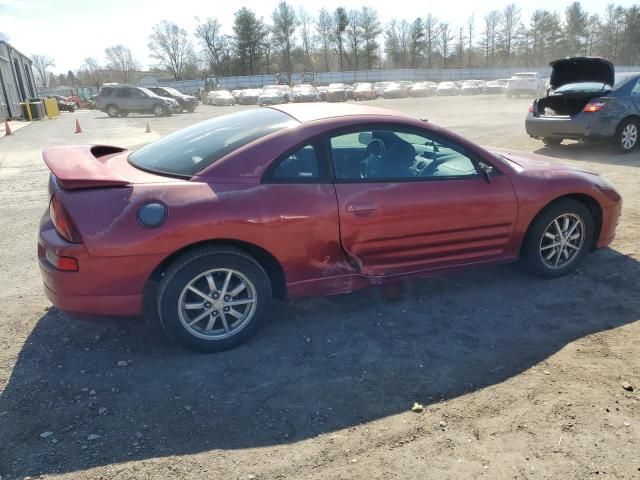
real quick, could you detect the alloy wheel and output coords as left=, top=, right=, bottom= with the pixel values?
left=177, top=268, right=257, bottom=340
left=539, top=213, right=585, bottom=269
left=621, top=123, right=638, bottom=150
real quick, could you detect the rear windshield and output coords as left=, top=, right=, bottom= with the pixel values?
left=554, top=82, right=612, bottom=93
left=128, top=109, right=297, bottom=177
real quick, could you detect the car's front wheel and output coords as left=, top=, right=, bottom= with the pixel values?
left=152, top=104, right=166, bottom=117
left=614, top=118, right=639, bottom=153
left=157, top=247, right=272, bottom=353
left=521, top=199, right=594, bottom=278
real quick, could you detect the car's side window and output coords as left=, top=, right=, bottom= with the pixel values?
left=268, top=144, right=320, bottom=182
left=330, top=128, right=479, bottom=182
left=632, top=80, right=640, bottom=96
left=116, top=88, right=131, bottom=98
left=132, top=89, right=146, bottom=98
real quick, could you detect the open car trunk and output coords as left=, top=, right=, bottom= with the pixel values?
left=536, top=91, right=608, bottom=117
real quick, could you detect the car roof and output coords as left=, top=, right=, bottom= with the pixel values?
left=269, top=103, right=416, bottom=124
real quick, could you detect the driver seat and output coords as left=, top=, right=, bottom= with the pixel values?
left=378, top=141, right=416, bottom=178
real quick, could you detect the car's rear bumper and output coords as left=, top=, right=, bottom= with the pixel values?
left=38, top=217, right=163, bottom=318
left=525, top=112, right=615, bottom=140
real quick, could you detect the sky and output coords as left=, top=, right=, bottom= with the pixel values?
left=0, top=0, right=636, bottom=74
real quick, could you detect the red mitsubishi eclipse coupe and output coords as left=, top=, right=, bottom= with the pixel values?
left=38, top=104, right=621, bottom=352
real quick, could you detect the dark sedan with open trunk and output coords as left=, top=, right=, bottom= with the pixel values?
left=526, top=57, right=640, bottom=153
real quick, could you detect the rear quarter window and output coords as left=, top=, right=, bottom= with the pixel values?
left=128, top=109, right=298, bottom=177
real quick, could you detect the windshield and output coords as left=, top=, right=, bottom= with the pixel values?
left=162, top=87, right=183, bottom=96
left=128, top=109, right=297, bottom=177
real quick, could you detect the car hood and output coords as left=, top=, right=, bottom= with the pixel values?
left=549, top=57, right=614, bottom=89
left=491, top=148, right=597, bottom=175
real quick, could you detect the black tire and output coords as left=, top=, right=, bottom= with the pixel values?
left=119, top=112, right=129, bottom=117
left=157, top=247, right=273, bottom=353
left=186, top=107, right=196, bottom=113
left=106, top=105, right=119, bottom=118
left=152, top=104, right=165, bottom=117
left=542, top=137, right=563, bottom=146
left=614, top=117, right=639, bottom=153
left=521, top=199, right=594, bottom=279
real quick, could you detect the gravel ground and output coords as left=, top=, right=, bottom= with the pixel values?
left=0, top=96, right=639, bottom=480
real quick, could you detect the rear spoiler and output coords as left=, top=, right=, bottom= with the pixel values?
left=42, top=145, right=130, bottom=190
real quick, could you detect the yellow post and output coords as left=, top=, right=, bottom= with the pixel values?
left=43, top=97, right=59, bottom=118
left=25, top=100, right=32, bottom=121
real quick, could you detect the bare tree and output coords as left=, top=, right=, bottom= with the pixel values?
left=481, top=10, right=501, bottom=66
left=272, top=1, right=298, bottom=73
left=467, top=14, right=475, bottom=68
left=31, top=54, right=55, bottom=88
left=149, top=21, right=194, bottom=80
left=195, top=17, right=225, bottom=76
left=345, top=9, right=362, bottom=70
left=105, top=45, right=139, bottom=83
left=83, top=57, right=101, bottom=88
left=298, top=7, right=315, bottom=72
left=456, top=26, right=465, bottom=68
left=317, top=8, right=333, bottom=71
left=440, top=22, right=453, bottom=68
left=500, top=3, right=521, bottom=66
left=424, top=14, right=439, bottom=69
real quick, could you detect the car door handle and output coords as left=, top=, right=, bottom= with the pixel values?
left=346, top=203, right=377, bottom=216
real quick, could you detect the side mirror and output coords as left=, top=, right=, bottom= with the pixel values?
left=479, top=162, right=494, bottom=182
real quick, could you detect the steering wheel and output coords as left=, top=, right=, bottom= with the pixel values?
left=361, top=138, right=385, bottom=178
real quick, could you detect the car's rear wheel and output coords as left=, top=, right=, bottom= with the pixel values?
left=157, top=247, right=272, bottom=353
left=106, top=105, right=119, bottom=118
left=521, top=199, right=594, bottom=278
left=119, top=112, right=129, bottom=117
left=542, top=137, right=563, bottom=146
left=152, top=104, right=165, bottom=117
left=614, top=118, right=639, bottom=153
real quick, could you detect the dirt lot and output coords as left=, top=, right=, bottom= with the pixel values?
left=0, top=96, right=639, bottom=480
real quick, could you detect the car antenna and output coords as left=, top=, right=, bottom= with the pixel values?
left=421, top=118, right=429, bottom=122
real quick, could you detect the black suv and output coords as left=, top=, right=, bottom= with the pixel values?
left=147, top=86, right=199, bottom=113
left=95, top=85, right=177, bottom=117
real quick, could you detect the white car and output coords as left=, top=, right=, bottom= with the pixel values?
left=507, top=72, right=544, bottom=98
left=207, top=90, right=236, bottom=106
left=436, top=82, right=460, bottom=96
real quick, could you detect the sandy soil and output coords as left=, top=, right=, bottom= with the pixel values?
left=0, top=96, right=638, bottom=480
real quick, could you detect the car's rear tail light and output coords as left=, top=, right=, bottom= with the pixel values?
left=528, top=102, right=535, bottom=113
left=50, top=195, right=83, bottom=243
left=45, top=250, right=79, bottom=272
left=583, top=100, right=606, bottom=113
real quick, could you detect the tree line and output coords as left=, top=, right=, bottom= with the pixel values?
left=31, top=1, right=640, bottom=88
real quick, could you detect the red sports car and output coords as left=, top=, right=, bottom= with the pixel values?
left=38, top=104, right=622, bottom=352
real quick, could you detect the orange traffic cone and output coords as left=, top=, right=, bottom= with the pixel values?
left=145, top=121, right=151, bottom=133
left=74, top=119, right=82, bottom=133
left=4, top=119, right=11, bottom=136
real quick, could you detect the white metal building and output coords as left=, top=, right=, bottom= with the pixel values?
left=0, top=40, right=38, bottom=119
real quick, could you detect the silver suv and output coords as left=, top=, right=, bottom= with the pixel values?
left=95, top=85, right=177, bottom=117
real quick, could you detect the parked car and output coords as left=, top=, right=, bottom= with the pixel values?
left=52, top=95, right=77, bottom=112
left=344, top=84, right=355, bottom=100
left=484, top=79, right=508, bottom=94
left=146, top=87, right=199, bottom=112
left=383, top=82, right=408, bottom=99
left=207, top=90, right=236, bottom=106
left=526, top=57, right=640, bottom=153
left=316, top=85, right=329, bottom=101
left=353, top=82, right=377, bottom=100
left=507, top=72, right=544, bottom=98
left=436, top=82, right=460, bottom=96
left=262, top=84, right=291, bottom=102
left=373, top=82, right=392, bottom=96
left=460, top=80, right=484, bottom=95
left=94, top=85, right=175, bottom=117
left=259, top=88, right=286, bottom=106
left=326, top=83, right=348, bottom=102
left=38, top=103, right=621, bottom=352
left=291, top=84, right=318, bottom=103
left=409, top=82, right=436, bottom=97
left=237, top=89, right=261, bottom=105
